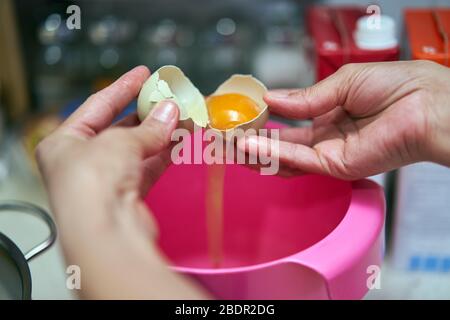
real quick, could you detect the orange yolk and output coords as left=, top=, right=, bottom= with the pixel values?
left=206, top=93, right=260, bottom=130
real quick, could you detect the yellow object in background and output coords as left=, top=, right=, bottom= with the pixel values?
left=21, top=114, right=62, bottom=174
left=0, top=0, right=30, bottom=121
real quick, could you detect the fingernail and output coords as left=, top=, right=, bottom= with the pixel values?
left=150, top=100, right=177, bottom=123
left=236, top=137, right=249, bottom=151
left=246, top=136, right=259, bottom=148
left=246, top=136, right=262, bottom=154
left=266, top=90, right=290, bottom=99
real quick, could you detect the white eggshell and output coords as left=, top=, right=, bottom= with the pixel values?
left=137, top=65, right=208, bottom=128
left=209, top=74, right=269, bottom=132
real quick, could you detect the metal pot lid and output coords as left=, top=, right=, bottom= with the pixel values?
left=0, top=201, right=57, bottom=300
left=0, top=232, right=31, bottom=300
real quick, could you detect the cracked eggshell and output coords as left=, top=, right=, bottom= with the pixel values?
left=137, top=65, right=208, bottom=130
left=208, top=74, right=269, bottom=134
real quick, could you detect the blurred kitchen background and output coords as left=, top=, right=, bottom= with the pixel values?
left=0, top=0, right=449, bottom=299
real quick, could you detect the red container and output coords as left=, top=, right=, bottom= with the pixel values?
left=307, top=6, right=400, bottom=81
left=405, top=8, right=450, bottom=67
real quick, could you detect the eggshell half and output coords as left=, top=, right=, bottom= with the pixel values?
left=137, top=65, right=208, bottom=129
left=207, top=74, right=269, bottom=134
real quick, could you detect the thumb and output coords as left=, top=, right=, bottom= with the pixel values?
left=129, top=100, right=179, bottom=159
left=264, top=63, right=360, bottom=119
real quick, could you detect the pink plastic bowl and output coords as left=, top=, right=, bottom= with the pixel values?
left=144, top=123, right=385, bottom=300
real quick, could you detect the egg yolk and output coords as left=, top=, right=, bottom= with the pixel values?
left=206, top=93, right=260, bottom=130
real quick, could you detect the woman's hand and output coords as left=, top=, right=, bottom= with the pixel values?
left=36, top=66, right=207, bottom=299
left=238, top=60, right=450, bottom=179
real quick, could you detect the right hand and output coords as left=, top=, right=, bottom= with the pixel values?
left=238, top=60, right=450, bottom=179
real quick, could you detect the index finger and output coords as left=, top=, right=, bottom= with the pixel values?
left=263, top=64, right=355, bottom=120
left=61, top=66, right=150, bottom=138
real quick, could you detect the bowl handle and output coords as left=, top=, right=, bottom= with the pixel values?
left=0, top=200, right=57, bottom=261
left=286, top=179, right=385, bottom=299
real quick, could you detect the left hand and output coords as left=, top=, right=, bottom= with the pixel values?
left=36, top=66, right=207, bottom=299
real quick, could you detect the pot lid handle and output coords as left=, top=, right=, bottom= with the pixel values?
left=0, top=201, right=57, bottom=261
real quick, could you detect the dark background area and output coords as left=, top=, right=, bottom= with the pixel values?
left=14, top=0, right=315, bottom=116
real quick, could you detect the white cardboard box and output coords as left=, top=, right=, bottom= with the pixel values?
left=391, top=162, right=450, bottom=272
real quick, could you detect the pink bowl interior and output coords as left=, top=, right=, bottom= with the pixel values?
left=145, top=161, right=352, bottom=269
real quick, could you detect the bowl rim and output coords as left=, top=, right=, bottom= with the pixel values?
left=170, top=179, right=385, bottom=275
